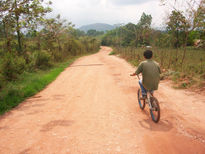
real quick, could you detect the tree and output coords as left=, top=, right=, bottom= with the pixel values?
left=138, top=12, right=152, bottom=28
left=87, top=29, right=97, bottom=36
left=87, top=29, right=104, bottom=36
left=119, top=23, right=136, bottom=46
left=167, top=10, right=186, bottom=48
left=164, top=0, right=205, bottom=68
left=112, top=13, right=152, bottom=47
left=137, top=12, right=152, bottom=46
left=194, top=0, right=205, bottom=41
left=0, top=21, right=4, bottom=38
left=0, top=0, right=52, bottom=54
left=70, top=29, right=86, bottom=38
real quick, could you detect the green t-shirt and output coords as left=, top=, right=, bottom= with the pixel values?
left=135, top=59, right=161, bottom=90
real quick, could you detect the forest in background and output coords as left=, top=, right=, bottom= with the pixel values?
left=102, top=0, right=205, bottom=89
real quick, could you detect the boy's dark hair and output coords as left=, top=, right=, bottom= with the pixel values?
left=143, top=50, right=153, bottom=59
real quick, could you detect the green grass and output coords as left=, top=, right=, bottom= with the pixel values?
left=114, top=46, right=205, bottom=89
left=0, top=56, right=80, bottom=115
left=109, top=51, right=116, bottom=55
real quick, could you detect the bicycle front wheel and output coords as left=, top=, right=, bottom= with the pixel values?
left=150, top=97, right=160, bottom=123
left=137, top=89, right=145, bottom=110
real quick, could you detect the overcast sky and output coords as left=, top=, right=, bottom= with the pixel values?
left=49, top=0, right=169, bottom=28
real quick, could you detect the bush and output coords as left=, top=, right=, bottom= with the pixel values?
left=1, top=53, right=26, bottom=81
left=109, top=51, right=116, bottom=55
left=0, top=73, right=4, bottom=89
left=24, top=52, right=36, bottom=72
left=67, top=39, right=81, bottom=56
left=35, top=50, right=52, bottom=70
left=52, top=50, right=64, bottom=62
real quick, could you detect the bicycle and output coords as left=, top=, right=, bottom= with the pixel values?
left=131, top=75, right=160, bottom=123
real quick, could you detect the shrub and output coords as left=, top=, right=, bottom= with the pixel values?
left=67, top=39, right=81, bottom=56
left=109, top=51, right=116, bottom=55
left=24, top=52, right=36, bottom=72
left=52, top=50, right=63, bottom=62
left=35, top=50, right=52, bottom=70
left=1, top=53, right=26, bottom=81
left=0, top=73, right=4, bottom=89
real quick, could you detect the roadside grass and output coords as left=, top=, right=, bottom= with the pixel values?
left=115, top=47, right=205, bottom=89
left=0, top=55, right=82, bottom=115
left=109, top=51, right=116, bottom=55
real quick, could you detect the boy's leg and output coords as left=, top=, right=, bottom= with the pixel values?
left=139, top=80, right=147, bottom=96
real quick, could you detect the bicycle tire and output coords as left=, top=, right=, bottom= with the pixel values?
left=150, top=97, right=160, bottom=123
left=137, top=89, right=145, bottom=110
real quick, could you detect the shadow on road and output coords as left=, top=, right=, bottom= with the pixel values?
left=40, top=120, right=74, bottom=132
left=139, top=110, right=173, bottom=132
left=70, top=64, right=104, bottom=67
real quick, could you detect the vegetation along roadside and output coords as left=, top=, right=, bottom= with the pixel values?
left=0, top=53, right=99, bottom=115
left=0, top=0, right=100, bottom=114
left=104, top=0, right=205, bottom=90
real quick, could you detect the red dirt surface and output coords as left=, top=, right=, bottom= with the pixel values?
left=0, top=47, right=205, bottom=154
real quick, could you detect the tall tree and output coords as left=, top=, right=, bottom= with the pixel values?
left=167, top=10, right=186, bottom=48
left=137, top=12, right=152, bottom=46
left=41, top=14, right=75, bottom=58
left=0, top=0, right=52, bottom=54
left=164, top=0, right=205, bottom=67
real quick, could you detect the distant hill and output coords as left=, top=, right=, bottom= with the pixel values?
left=79, top=23, right=117, bottom=32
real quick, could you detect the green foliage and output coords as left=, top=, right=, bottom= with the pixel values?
left=0, top=0, right=52, bottom=53
left=109, top=51, right=116, bottom=55
left=0, top=22, right=3, bottom=38
left=102, top=12, right=152, bottom=47
left=194, top=1, right=205, bottom=31
left=114, top=46, right=205, bottom=88
left=87, top=29, right=104, bottom=36
left=1, top=53, right=26, bottom=81
left=71, top=29, right=86, bottom=37
left=0, top=73, right=4, bottom=90
left=0, top=56, right=79, bottom=115
left=187, top=31, right=201, bottom=46
left=66, top=39, right=82, bottom=56
left=166, top=10, right=187, bottom=48
left=0, top=0, right=101, bottom=116
left=101, top=1, right=204, bottom=89
left=35, top=50, right=52, bottom=69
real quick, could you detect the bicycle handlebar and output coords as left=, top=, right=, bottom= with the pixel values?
left=130, top=73, right=140, bottom=80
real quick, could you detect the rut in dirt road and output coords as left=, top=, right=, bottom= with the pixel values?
left=0, top=47, right=205, bottom=154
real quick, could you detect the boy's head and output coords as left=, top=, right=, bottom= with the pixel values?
left=143, top=50, right=153, bottom=59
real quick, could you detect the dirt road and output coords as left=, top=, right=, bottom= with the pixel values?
left=0, top=47, right=205, bottom=154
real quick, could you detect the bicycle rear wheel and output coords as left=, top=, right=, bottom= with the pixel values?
left=150, top=97, right=160, bottom=123
left=137, top=89, right=145, bottom=110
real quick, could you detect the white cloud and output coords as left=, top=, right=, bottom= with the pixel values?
left=49, top=0, right=166, bottom=28
left=109, top=0, right=155, bottom=5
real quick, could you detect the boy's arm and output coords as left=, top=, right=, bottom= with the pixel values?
left=130, top=62, right=143, bottom=76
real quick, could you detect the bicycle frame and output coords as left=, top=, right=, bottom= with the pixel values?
left=135, top=74, right=160, bottom=123
left=146, top=92, right=153, bottom=110
left=137, top=75, right=154, bottom=110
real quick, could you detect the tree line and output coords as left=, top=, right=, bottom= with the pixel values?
left=0, top=0, right=100, bottom=85
left=102, top=0, right=204, bottom=49
left=101, top=0, right=205, bottom=88
left=102, top=0, right=204, bottom=65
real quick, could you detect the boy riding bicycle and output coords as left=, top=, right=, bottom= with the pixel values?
left=130, top=50, right=161, bottom=98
